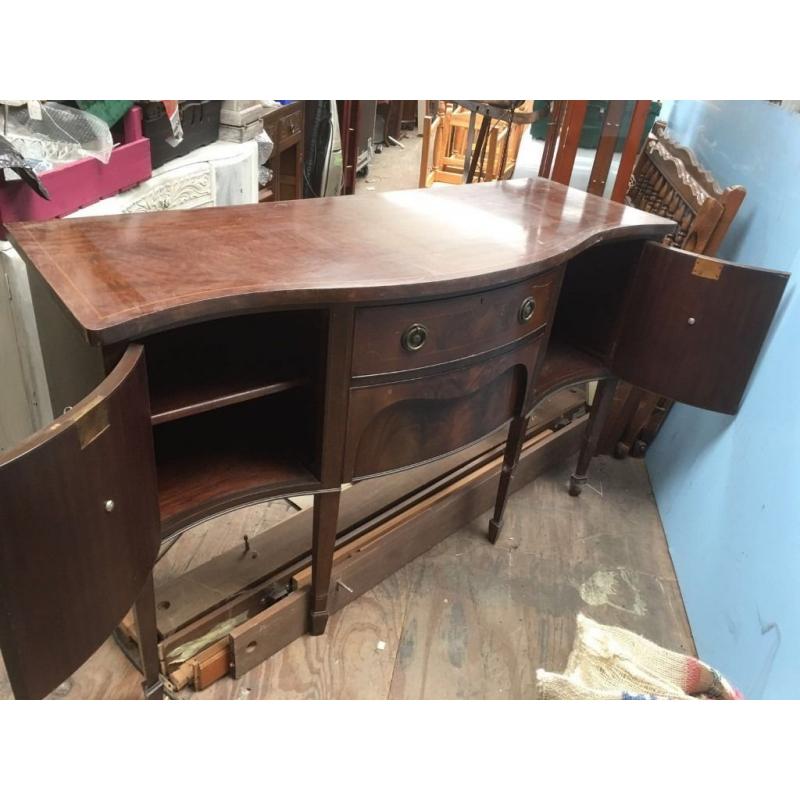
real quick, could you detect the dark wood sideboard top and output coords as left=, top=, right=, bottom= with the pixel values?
left=7, top=177, right=675, bottom=345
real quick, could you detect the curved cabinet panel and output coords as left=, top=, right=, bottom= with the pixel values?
left=0, top=345, right=159, bottom=698
left=612, top=242, right=789, bottom=414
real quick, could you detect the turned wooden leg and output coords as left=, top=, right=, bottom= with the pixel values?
left=488, top=414, right=528, bottom=544
left=133, top=572, right=163, bottom=700
left=569, top=378, right=619, bottom=497
left=310, top=489, right=341, bottom=636
left=617, top=389, right=661, bottom=459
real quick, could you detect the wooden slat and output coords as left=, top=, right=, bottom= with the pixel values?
left=432, top=170, right=464, bottom=185
left=193, top=640, right=235, bottom=691
left=611, top=100, right=652, bottom=203
left=586, top=101, right=626, bottom=197
left=485, top=127, right=499, bottom=181
left=551, top=101, right=588, bottom=186
left=229, top=589, right=310, bottom=678
left=539, top=101, right=565, bottom=179
left=418, top=115, right=435, bottom=188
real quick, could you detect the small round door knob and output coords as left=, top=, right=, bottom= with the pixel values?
left=105, top=499, right=115, bottom=513
left=688, top=317, right=696, bottom=326
left=519, top=296, right=536, bottom=323
left=402, top=323, right=428, bottom=352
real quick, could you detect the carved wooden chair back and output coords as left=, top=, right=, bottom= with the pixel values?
left=625, top=122, right=746, bottom=257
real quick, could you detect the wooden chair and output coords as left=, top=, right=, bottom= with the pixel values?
left=626, top=121, right=745, bottom=255
left=600, top=123, right=747, bottom=459
left=419, top=102, right=534, bottom=188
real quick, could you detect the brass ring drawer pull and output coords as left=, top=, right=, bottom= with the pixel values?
left=519, top=296, right=536, bottom=323
left=401, top=323, right=428, bottom=352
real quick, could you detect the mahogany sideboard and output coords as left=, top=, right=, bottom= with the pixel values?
left=0, top=178, right=788, bottom=699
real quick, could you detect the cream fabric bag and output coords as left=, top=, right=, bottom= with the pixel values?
left=536, top=614, right=741, bottom=700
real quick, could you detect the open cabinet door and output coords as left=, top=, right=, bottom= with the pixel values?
left=612, top=242, right=789, bottom=415
left=0, top=345, right=159, bottom=699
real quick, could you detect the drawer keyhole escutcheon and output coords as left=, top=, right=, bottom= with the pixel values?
left=402, top=323, right=428, bottom=352
left=519, top=296, right=536, bottom=323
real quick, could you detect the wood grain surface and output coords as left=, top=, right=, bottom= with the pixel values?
left=8, top=178, right=674, bottom=344
left=0, top=346, right=161, bottom=699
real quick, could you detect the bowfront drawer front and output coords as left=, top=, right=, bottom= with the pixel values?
left=344, top=333, right=543, bottom=481
left=351, top=272, right=558, bottom=378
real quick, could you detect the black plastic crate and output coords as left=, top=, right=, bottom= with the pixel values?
left=139, top=101, right=222, bottom=169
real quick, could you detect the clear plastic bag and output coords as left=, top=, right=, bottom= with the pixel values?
left=4, top=101, right=113, bottom=171
left=255, top=129, right=274, bottom=165
left=259, top=166, right=274, bottom=187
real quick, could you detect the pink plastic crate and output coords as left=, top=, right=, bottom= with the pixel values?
left=0, top=106, right=152, bottom=239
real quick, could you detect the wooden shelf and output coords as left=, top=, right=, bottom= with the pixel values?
left=534, top=339, right=610, bottom=400
left=154, top=392, right=318, bottom=535
left=151, top=375, right=307, bottom=425
left=143, top=310, right=323, bottom=427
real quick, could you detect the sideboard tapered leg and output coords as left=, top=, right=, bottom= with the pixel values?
left=310, top=489, right=341, bottom=636
left=488, top=414, right=528, bottom=544
left=569, top=377, right=619, bottom=497
left=133, top=572, right=163, bottom=700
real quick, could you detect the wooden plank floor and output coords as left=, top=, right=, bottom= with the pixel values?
left=0, top=454, right=694, bottom=700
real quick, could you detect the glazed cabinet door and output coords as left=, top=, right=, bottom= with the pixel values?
left=0, top=345, right=159, bottom=699
left=612, top=242, right=789, bottom=414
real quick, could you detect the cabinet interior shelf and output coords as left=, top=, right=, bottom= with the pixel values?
left=533, top=338, right=609, bottom=398
left=154, top=390, right=319, bottom=534
left=142, top=309, right=323, bottom=427
left=140, top=310, right=326, bottom=533
left=150, top=375, right=308, bottom=425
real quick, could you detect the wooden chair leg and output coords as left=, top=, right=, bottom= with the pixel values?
left=133, top=572, right=163, bottom=700
left=610, top=384, right=642, bottom=459
left=488, top=414, right=528, bottom=544
left=310, top=489, right=341, bottom=636
left=569, top=378, right=619, bottom=497
left=617, top=389, right=661, bottom=458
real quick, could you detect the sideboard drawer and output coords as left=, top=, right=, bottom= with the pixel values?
left=344, top=334, right=543, bottom=480
left=351, top=272, right=558, bottom=377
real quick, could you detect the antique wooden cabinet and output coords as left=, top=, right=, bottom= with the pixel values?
left=0, top=178, right=788, bottom=699
left=260, top=101, right=304, bottom=202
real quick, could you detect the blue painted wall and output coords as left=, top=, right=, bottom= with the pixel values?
left=646, top=101, right=800, bottom=698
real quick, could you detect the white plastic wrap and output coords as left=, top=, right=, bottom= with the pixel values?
left=4, top=101, right=113, bottom=171
left=255, top=129, right=274, bottom=164
left=255, top=129, right=274, bottom=187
